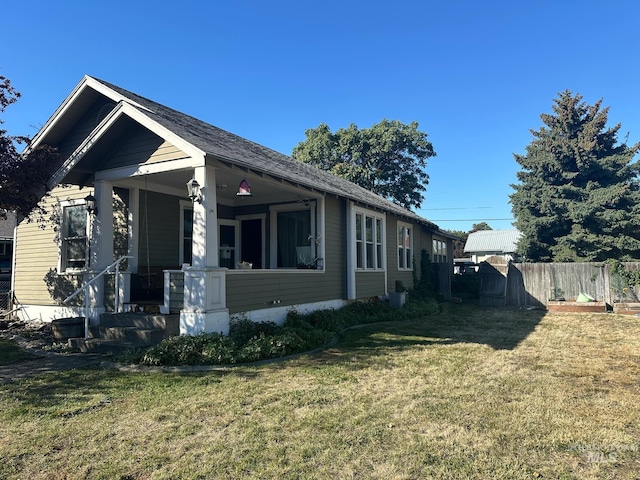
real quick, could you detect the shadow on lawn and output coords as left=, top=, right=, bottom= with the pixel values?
left=324, top=302, right=547, bottom=357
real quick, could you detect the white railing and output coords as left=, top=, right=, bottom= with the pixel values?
left=63, top=256, right=133, bottom=339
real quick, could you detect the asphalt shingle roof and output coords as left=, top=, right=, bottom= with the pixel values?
left=94, top=77, right=439, bottom=229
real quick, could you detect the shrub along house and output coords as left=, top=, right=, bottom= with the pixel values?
left=13, top=76, right=453, bottom=336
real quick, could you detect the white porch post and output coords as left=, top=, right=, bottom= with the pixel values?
left=180, top=164, right=229, bottom=335
left=86, top=180, right=113, bottom=324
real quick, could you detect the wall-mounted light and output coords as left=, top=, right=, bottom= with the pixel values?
left=236, top=178, right=252, bottom=197
left=186, top=178, right=202, bottom=203
left=85, top=193, right=98, bottom=215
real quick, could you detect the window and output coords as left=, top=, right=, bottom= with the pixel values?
left=432, top=239, right=447, bottom=263
left=179, top=201, right=193, bottom=265
left=354, top=210, right=385, bottom=270
left=398, top=223, right=412, bottom=270
left=61, top=204, right=89, bottom=271
left=270, top=203, right=317, bottom=269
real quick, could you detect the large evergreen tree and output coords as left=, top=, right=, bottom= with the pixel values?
left=510, top=90, right=640, bottom=262
left=292, top=120, right=435, bottom=210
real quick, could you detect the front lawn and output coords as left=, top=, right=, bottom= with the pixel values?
left=1, top=304, right=639, bottom=479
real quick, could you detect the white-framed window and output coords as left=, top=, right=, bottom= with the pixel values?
left=179, top=200, right=193, bottom=266
left=60, top=201, right=89, bottom=272
left=398, top=222, right=413, bottom=270
left=269, top=203, right=317, bottom=269
left=432, top=238, right=447, bottom=263
left=354, top=208, right=385, bottom=270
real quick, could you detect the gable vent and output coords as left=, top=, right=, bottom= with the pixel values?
left=95, top=101, right=117, bottom=126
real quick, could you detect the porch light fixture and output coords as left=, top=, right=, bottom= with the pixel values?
left=186, top=178, right=202, bottom=203
left=236, top=178, right=252, bottom=197
left=84, top=193, right=98, bottom=215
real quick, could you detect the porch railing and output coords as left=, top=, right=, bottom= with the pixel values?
left=63, top=256, right=133, bottom=339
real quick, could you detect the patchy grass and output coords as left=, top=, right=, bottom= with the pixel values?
left=0, top=337, right=37, bottom=365
left=1, top=305, right=639, bottom=479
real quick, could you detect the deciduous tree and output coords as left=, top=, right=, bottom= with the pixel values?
left=292, top=119, right=435, bottom=210
left=0, top=75, right=59, bottom=220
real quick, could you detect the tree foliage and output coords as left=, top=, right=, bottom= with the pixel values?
left=0, top=76, right=59, bottom=220
left=510, top=90, right=640, bottom=262
left=292, top=119, right=435, bottom=210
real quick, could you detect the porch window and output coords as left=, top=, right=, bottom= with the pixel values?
left=61, top=204, right=89, bottom=271
left=270, top=203, right=316, bottom=269
left=398, top=223, right=413, bottom=270
left=180, top=203, right=193, bottom=265
left=354, top=209, right=385, bottom=270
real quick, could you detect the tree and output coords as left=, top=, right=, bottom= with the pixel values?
left=470, top=222, right=492, bottom=233
left=510, top=90, right=640, bottom=262
left=292, top=119, right=435, bottom=210
left=0, top=75, right=59, bottom=220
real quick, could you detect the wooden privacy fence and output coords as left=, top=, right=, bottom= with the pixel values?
left=479, top=260, right=640, bottom=307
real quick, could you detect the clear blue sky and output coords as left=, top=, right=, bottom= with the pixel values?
left=3, top=0, right=640, bottom=233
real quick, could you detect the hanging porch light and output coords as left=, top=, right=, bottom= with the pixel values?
left=236, top=178, right=252, bottom=197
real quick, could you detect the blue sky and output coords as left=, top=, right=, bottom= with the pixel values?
left=3, top=1, right=640, bottom=233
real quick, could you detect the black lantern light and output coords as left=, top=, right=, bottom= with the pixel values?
left=186, top=178, right=202, bottom=203
left=85, top=193, right=98, bottom=215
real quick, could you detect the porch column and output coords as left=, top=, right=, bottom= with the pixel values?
left=87, top=180, right=113, bottom=324
left=181, top=164, right=229, bottom=335
left=192, top=165, right=219, bottom=268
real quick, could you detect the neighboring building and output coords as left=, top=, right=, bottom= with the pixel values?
left=13, top=75, right=454, bottom=335
left=463, top=229, right=522, bottom=264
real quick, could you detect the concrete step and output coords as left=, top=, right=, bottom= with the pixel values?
left=100, top=326, right=165, bottom=345
left=68, top=313, right=180, bottom=354
left=68, top=337, right=147, bottom=355
left=99, top=313, right=179, bottom=335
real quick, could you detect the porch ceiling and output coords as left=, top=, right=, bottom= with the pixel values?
left=112, top=165, right=321, bottom=207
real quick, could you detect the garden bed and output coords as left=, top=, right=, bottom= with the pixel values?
left=612, top=302, right=640, bottom=315
left=547, top=301, right=607, bottom=313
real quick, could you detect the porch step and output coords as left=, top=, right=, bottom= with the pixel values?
left=68, top=313, right=180, bottom=355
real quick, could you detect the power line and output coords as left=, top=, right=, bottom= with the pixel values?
left=429, top=218, right=514, bottom=222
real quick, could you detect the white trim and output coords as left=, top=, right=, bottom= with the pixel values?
left=57, top=199, right=90, bottom=273
left=49, top=100, right=205, bottom=188
left=236, top=213, right=266, bottom=269
left=218, top=219, right=240, bottom=268
left=269, top=202, right=317, bottom=269
left=95, top=157, right=202, bottom=183
left=179, top=200, right=193, bottom=265
left=397, top=220, right=414, bottom=271
left=352, top=205, right=386, bottom=272
left=346, top=201, right=356, bottom=299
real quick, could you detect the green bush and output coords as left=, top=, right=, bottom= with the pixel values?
left=135, top=293, right=440, bottom=366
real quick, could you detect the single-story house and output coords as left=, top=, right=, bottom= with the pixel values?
left=463, top=229, right=522, bottom=264
left=13, top=75, right=454, bottom=335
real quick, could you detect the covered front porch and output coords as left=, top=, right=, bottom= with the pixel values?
left=85, top=161, right=329, bottom=335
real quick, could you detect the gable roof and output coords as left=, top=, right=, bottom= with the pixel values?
left=463, top=229, right=522, bottom=254
left=37, top=75, right=443, bottom=231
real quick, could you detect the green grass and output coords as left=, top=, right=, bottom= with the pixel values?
left=1, top=304, right=639, bottom=479
left=0, top=337, right=37, bottom=365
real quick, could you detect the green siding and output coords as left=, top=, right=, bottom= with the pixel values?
left=138, top=190, right=181, bottom=268
left=226, top=196, right=346, bottom=313
left=108, top=127, right=187, bottom=169
left=355, top=271, right=386, bottom=298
